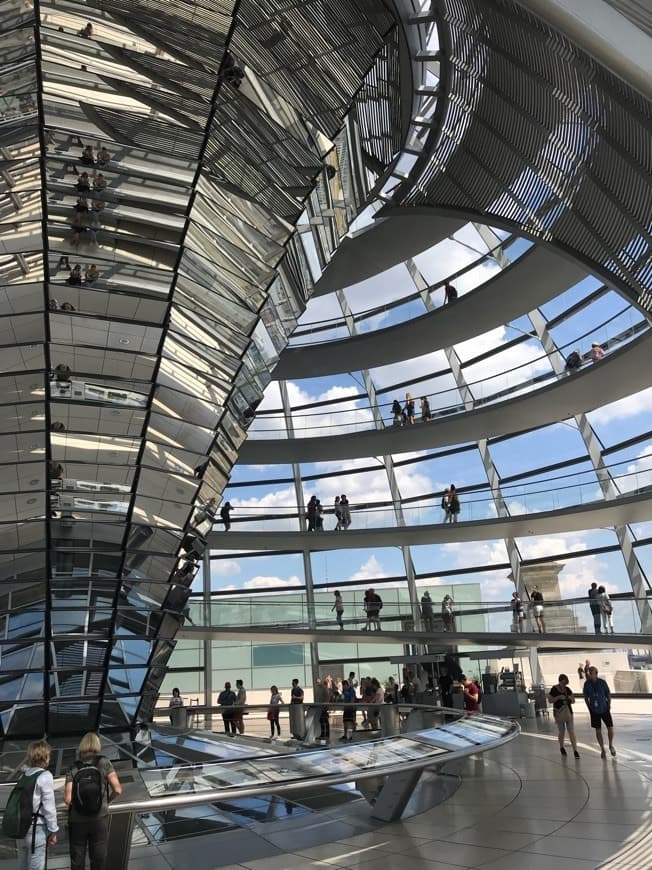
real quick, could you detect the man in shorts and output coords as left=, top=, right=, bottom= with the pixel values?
left=583, top=666, right=616, bottom=758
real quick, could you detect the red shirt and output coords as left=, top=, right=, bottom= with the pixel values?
left=463, top=682, right=480, bottom=712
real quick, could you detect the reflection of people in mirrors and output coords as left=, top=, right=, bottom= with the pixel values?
left=76, top=172, right=91, bottom=192
left=54, top=363, right=72, bottom=383
left=79, top=22, right=93, bottom=38
left=84, top=264, right=99, bottom=284
left=96, top=146, right=112, bottom=166
left=80, top=144, right=95, bottom=165
left=61, top=302, right=76, bottom=312
left=67, top=265, right=82, bottom=285
left=193, top=459, right=208, bottom=479
left=93, top=173, right=107, bottom=191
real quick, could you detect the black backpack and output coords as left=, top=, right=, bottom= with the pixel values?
left=71, top=756, right=106, bottom=815
left=2, top=770, right=43, bottom=839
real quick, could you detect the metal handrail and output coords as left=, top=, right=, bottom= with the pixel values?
left=107, top=706, right=519, bottom=814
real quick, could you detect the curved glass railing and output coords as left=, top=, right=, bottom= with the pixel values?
left=211, top=458, right=652, bottom=530
left=249, top=315, right=648, bottom=438
left=288, top=235, right=525, bottom=345
left=186, top=593, right=652, bottom=637
left=115, top=706, right=518, bottom=813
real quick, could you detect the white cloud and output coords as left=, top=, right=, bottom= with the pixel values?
left=623, top=444, right=652, bottom=492
left=348, top=555, right=387, bottom=583
left=588, top=386, right=652, bottom=426
left=211, top=560, right=240, bottom=577
left=555, top=554, right=611, bottom=599
left=243, top=575, right=301, bottom=589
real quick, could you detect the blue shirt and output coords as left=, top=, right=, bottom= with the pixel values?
left=583, top=677, right=610, bottom=713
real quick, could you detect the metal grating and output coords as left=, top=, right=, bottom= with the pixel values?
left=388, top=0, right=652, bottom=309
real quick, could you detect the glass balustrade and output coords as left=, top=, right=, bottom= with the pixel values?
left=248, top=318, right=648, bottom=438
left=206, top=464, right=652, bottom=532
left=186, top=594, right=651, bottom=636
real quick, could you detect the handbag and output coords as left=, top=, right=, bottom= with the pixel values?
left=554, top=704, right=572, bottom=724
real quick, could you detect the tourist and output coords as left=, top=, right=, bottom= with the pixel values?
left=530, top=585, right=546, bottom=632
left=590, top=341, right=605, bottom=362
left=79, top=22, right=93, bottom=38
left=577, top=663, right=585, bottom=681
left=548, top=674, right=580, bottom=758
left=368, top=678, right=384, bottom=729
left=306, top=495, right=317, bottom=531
left=442, top=594, right=455, bottom=631
left=461, top=674, right=480, bottom=713
left=267, top=686, right=283, bottom=738
left=220, top=501, right=232, bottom=531
left=444, top=282, right=458, bottom=304
left=64, top=732, right=122, bottom=870
left=385, top=676, right=399, bottom=704
left=511, top=591, right=525, bottom=632
left=339, top=494, right=351, bottom=530
left=315, top=498, right=324, bottom=531
left=168, top=687, right=183, bottom=725
left=331, top=590, right=344, bottom=629
left=420, top=590, right=434, bottom=632
left=15, top=740, right=58, bottom=869
left=404, top=392, right=415, bottom=425
left=333, top=495, right=343, bottom=530
left=420, top=396, right=431, bottom=422
left=234, top=679, right=247, bottom=734
left=217, top=682, right=237, bottom=734
left=93, top=173, right=107, bottom=191
left=598, top=585, right=614, bottom=633
left=441, top=487, right=450, bottom=521
left=340, top=679, right=357, bottom=741
left=565, top=348, right=582, bottom=372
left=362, top=588, right=382, bottom=631
left=314, top=679, right=330, bottom=743
left=588, top=582, right=602, bottom=634
left=438, top=665, right=453, bottom=708
left=583, top=666, right=616, bottom=758
left=290, top=678, right=304, bottom=705
left=447, top=484, right=460, bottom=523
left=391, top=398, right=403, bottom=427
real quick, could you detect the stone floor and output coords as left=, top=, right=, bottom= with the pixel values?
left=125, top=707, right=651, bottom=870
left=2, top=707, right=650, bottom=869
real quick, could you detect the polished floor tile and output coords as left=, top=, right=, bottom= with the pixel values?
left=481, top=853, right=598, bottom=870
left=243, top=856, right=338, bottom=870
left=400, top=840, right=509, bottom=867
left=523, top=834, right=625, bottom=862
left=355, top=856, right=461, bottom=870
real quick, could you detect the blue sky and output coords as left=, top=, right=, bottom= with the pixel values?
left=202, top=224, right=652, bottom=620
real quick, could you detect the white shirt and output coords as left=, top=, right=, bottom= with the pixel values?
left=24, top=767, right=58, bottom=833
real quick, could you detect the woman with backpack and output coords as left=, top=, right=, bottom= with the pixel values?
left=5, top=740, right=58, bottom=870
left=64, top=732, right=122, bottom=870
